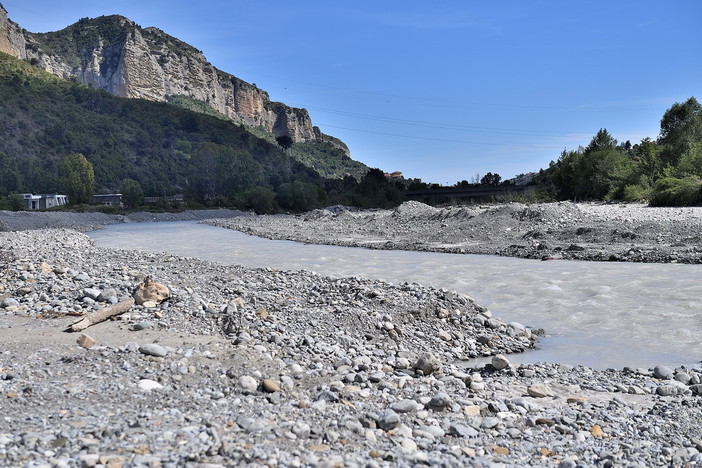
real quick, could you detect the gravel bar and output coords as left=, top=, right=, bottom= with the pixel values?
left=206, top=201, right=702, bottom=264
left=1, top=223, right=702, bottom=466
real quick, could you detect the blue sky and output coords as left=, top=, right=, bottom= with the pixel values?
left=2, top=1, right=701, bottom=184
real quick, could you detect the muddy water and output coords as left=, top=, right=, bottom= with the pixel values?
left=89, top=221, right=702, bottom=370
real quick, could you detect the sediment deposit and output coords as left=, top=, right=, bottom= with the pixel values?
left=2, top=208, right=702, bottom=466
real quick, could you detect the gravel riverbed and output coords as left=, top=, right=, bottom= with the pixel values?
left=206, top=201, right=702, bottom=264
left=1, top=205, right=702, bottom=466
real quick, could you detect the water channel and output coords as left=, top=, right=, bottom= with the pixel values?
left=88, top=221, right=702, bottom=370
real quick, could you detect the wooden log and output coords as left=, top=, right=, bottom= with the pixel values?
left=69, top=297, right=135, bottom=332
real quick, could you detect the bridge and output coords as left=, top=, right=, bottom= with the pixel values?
left=404, top=185, right=534, bottom=201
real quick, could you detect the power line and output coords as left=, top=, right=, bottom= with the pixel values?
left=317, top=124, right=567, bottom=148
left=294, top=104, right=656, bottom=139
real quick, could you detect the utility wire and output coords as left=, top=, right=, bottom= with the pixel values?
left=317, top=124, right=568, bottom=148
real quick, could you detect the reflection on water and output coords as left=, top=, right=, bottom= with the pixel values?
left=89, top=221, right=702, bottom=370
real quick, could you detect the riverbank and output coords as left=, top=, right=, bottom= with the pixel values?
left=2, top=229, right=702, bottom=466
left=207, top=201, right=702, bottom=264
left=0, top=208, right=249, bottom=232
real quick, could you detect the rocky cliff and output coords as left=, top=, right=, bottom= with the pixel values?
left=0, top=5, right=348, bottom=154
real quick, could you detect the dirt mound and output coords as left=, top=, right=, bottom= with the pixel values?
left=392, top=201, right=439, bottom=218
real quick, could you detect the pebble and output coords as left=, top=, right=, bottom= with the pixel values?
left=427, top=392, right=452, bottom=410
left=378, top=409, right=400, bottom=431
left=262, top=378, right=281, bottom=393
left=527, top=383, right=554, bottom=398
left=238, top=375, right=258, bottom=393
left=491, top=354, right=510, bottom=370
left=415, top=353, right=441, bottom=376
left=138, top=343, right=168, bottom=357
left=391, top=399, right=418, bottom=414
left=654, top=365, right=675, bottom=380
left=76, top=333, right=97, bottom=349
left=138, top=379, right=164, bottom=391
left=131, top=321, right=154, bottom=331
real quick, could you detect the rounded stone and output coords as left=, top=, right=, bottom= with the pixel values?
left=491, top=354, right=510, bottom=370
left=138, top=343, right=167, bottom=357
left=0, top=298, right=19, bottom=309
left=527, top=383, right=554, bottom=398
left=427, top=392, right=452, bottom=410
left=262, top=378, right=281, bottom=393
left=131, top=321, right=154, bottom=331
left=238, top=375, right=258, bottom=393
left=138, top=379, right=164, bottom=391
left=415, top=353, right=441, bottom=376
left=378, top=409, right=401, bottom=431
left=653, top=365, right=674, bottom=380
left=390, top=399, right=418, bottom=414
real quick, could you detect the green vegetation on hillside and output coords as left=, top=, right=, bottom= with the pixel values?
left=535, top=97, right=702, bottom=206
left=0, top=52, right=402, bottom=212
left=31, top=15, right=135, bottom=69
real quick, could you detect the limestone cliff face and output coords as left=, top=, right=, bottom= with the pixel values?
left=0, top=5, right=26, bottom=59
left=0, top=7, right=347, bottom=153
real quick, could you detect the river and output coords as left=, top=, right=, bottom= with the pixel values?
left=88, top=221, right=702, bottom=370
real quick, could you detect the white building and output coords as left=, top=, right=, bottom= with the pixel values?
left=20, top=193, right=68, bottom=210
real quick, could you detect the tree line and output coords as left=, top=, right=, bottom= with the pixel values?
left=536, top=97, right=702, bottom=206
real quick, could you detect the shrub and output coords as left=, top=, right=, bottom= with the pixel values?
left=622, top=184, right=651, bottom=202
left=649, top=176, right=702, bottom=206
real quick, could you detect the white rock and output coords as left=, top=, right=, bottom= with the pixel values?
left=238, top=375, right=258, bottom=393
left=138, top=379, right=164, bottom=391
left=491, top=354, right=510, bottom=370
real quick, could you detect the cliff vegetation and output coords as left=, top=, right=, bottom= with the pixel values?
left=0, top=52, right=402, bottom=212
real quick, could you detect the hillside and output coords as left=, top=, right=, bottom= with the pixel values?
left=0, top=4, right=369, bottom=180
left=0, top=52, right=323, bottom=198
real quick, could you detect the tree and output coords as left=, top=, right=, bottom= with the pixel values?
left=7, top=193, right=23, bottom=211
left=60, top=153, right=94, bottom=205
left=120, top=178, right=144, bottom=209
left=480, top=172, right=502, bottom=186
left=276, top=135, right=294, bottom=151
left=238, top=186, right=276, bottom=213
left=659, top=97, right=702, bottom=163
left=634, top=137, right=662, bottom=183
left=586, top=128, right=618, bottom=153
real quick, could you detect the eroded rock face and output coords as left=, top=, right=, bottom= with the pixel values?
left=0, top=5, right=26, bottom=59
left=0, top=9, right=347, bottom=153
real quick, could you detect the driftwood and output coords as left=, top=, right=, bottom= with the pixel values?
left=70, top=297, right=135, bottom=332
left=68, top=277, right=169, bottom=332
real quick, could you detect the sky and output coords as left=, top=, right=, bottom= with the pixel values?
left=2, top=1, right=701, bottom=184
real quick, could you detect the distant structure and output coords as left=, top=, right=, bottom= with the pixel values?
left=20, top=193, right=68, bottom=210
left=144, top=194, right=185, bottom=205
left=384, top=171, right=403, bottom=179
left=92, top=194, right=123, bottom=207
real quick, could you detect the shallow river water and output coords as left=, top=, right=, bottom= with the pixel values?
left=89, top=221, right=702, bottom=370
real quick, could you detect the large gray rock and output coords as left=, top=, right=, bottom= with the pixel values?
left=448, top=423, right=479, bottom=438
left=415, top=353, right=441, bottom=376
left=138, top=343, right=168, bottom=357
left=491, top=354, right=511, bottom=370
left=527, top=383, right=554, bottom=398
left=391, top=399, right=418, bottom=414
left=427, top=392, right=452, bottom=411
left=238, top=375, right=258, bottom=393
left=378, top=409, right=401, bottom=431
left=0, top=298, right=19, bottom=308
left=653, top=365, right=674, bottom=380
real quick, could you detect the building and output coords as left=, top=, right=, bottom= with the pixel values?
left=144, top=194, right=185, bottom=205
left=92, top=194, right=123, bottom=207
left=20, top=193, right=68, bottom=210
